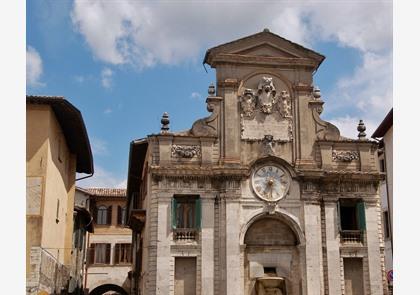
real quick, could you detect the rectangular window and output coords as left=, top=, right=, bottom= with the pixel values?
left=338, top=199, right=366, bottom=243
left=383, top=210, right=390, bottom=239
left=114, top=243, right=132, bottom=264
left=171, top=196, right=201, bottom=240
left=90, top=243, right=111, bottom=264
left=95, top=205, right=112, bottom=225
left=380, top=159, right=386, bottom=172
left=117, top=206, right=127, bottom=225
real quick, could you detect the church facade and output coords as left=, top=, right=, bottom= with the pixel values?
left=126, top=30, right=387, bottom=295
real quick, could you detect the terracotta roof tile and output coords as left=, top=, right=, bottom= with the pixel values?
left=83, top=188, right=127, bottom=197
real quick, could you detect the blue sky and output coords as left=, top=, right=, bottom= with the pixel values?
left=26, top=0, right=392, bottom=188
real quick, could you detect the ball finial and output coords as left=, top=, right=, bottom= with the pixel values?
left=160, top=112, right=170, bottom=133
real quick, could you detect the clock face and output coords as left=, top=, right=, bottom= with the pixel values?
left=251, top=164, right=290, bottom=201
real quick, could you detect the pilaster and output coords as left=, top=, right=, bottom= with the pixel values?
left=303, top=201, right=324, bottom=295
left=324, top=201, right=342, bottom=294
left=155, top=195, right=171, bottom=295
left=225, top=197, right=242, bottom=295
left=365, top=201, right=385, bottom=295
left=201, top=196, right=215, bottom=295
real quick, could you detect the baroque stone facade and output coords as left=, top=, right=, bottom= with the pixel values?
left=126, top=30, right=387, bottom=295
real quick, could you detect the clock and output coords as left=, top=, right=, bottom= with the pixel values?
left=251, top=164, right=290, bottom=201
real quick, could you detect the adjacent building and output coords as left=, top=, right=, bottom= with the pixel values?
left=78, top=188, right=132, bottom=295
left=26, top=95, right=94, bottom=295
left=372, top=109, right=393, bottom=292
left=126, top=29, right=388, bottom=295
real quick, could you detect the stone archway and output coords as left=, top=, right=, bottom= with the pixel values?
left=243, top=215, right=302, bottom=295
left=89, top=284, right=128, bottom=295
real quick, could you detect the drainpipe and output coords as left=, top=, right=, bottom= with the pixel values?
left=76, top=173, right=93, bottom=182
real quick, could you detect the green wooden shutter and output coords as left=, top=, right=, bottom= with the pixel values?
left=171, top=198, right=177, bottom=229
left=195, top=198, right=201, bottom=229
left=357, top=201, right=366, bottom=231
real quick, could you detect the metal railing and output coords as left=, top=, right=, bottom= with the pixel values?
left=340, top=230, right=364, bottom=244
left=173, top=228, right=198, bottom=241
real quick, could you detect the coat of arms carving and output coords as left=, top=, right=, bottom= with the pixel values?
left=239, top=76, right=293, bottom=142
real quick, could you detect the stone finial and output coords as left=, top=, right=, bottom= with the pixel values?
left=160, top=112, right=170, bottom=133
left=208, top=83, right=215, bottom=96
left=263, top=28, right=270, bottom=33
left=357, top=119, right=367, bottom=139
left=313, top=86, right=321, bottom=100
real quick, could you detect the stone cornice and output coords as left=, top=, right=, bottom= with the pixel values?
left=150, top=165, right=249, bottom=180
left=210, top=53, right=318, bottom=69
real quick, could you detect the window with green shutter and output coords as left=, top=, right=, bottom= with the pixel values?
left=171, top=195, right=200, bottom=229
left=356, top=201, right=366, bottom=231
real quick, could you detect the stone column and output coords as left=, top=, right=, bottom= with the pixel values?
left=324, top=201, right=342, bottom=294
left=303, top=202, right=324, bottom=295
left=225, top=198, right=243, bottom=295
left=365, top=201, right=385, bottom=295
left=201, top=196, right=215, bottom=295
left=155, top=195, right=171, bottom=295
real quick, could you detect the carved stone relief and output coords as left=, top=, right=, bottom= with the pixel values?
left=171, top=145, right=201, bottom=158
left=332, top=150, right=359, bottom=162
left=239, top=76, right=293, bottom=142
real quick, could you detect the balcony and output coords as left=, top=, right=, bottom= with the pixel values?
left=173, top=228, right=198, bottom=241
left=340, top=230, right=364, bottom=244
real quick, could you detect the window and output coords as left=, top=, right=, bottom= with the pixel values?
left=172, top=196, right=201, bottom=229
left=338, top=199, right=366, bottom=243
left=114, top=243, right=132, bottom=264
left=171, top=196, right=201, bottom=240
left=383, top=210, right=390, bottom=239
left=95, top=205, right=112, bottom=225
left=89, top=243, right=111, bottom=265
left=117, top=206, right=127, bottom=225
left=380, top=159, right=386, bottom=172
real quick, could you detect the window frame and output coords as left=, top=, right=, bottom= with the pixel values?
left=90, top=243, right=111, bottom=265
left=171, top=195, right=201, bottom=230
left=114, top=243, right=132, bottom=265
left=96, top=205, right=108, bottom=225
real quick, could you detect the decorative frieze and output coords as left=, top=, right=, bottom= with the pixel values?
left=332, top=150, right=359, bottom=162
left=171, top=145, right=201, bottom=158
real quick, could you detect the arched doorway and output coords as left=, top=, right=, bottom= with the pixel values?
left=89, top=284, right=128, bottom=295
left=243, top=215, right=302, bottom=295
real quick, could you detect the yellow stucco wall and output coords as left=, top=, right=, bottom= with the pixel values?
left=26, top=104, right=77, bottom=274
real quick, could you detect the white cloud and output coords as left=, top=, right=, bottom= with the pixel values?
left=190, top=92, right=202, bottom=100
left=91, top=137, right=108, bottom=156
left=324, top=50, right=392, bottom=134
left=329, top=116, right=378, bottom=139
left=104, top=108, right=113, bottom=114
left=74, top=75, right=85, bottom=83
left=71, top=0, right=392, bottom=135
left=77, top=166, right=126, bottom=188
left=26, top=46, right=44, bottom=87
left=71, top=0, right=392, bottom=68
left=101, top=67, right=113, bottom=88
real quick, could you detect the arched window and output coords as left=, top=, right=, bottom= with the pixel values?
left=97, top=206, right=108, bottom=225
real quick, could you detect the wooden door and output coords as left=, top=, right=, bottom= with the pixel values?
left=175, top=257, right=196, bottom=295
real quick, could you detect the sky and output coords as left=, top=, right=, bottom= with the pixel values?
left=26, top=0, right=393, bottom=188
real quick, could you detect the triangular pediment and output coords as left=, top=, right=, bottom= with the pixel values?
left=232, top=42, right=301, bottom=58
left=204, top=29, right=325, bottom=69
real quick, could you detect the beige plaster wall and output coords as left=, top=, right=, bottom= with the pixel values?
left=26, top=104, right=76, bottom=276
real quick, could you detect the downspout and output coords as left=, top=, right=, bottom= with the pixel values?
left=76, top=173, right=93, bottom=182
